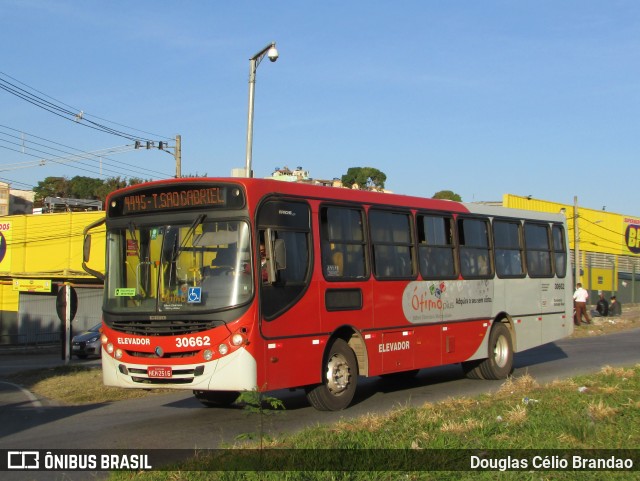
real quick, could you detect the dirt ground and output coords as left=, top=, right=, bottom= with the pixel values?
left=571, top=303, right=640, bottom=338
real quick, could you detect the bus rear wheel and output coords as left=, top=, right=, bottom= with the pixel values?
left=462, top=322, right=513, bottom=379
left=193, top=390, right=239, bottom=407
left=305, top=338, right=358, bottom=411
left=470, top=322, right=514, bottom=380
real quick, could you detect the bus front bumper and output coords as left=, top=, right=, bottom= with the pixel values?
left=101, top=346, right=257, bottom=391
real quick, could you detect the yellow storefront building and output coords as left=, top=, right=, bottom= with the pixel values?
left=503, top=194, right=640, bottom=303
left=0, top=211, right=105, bottom=345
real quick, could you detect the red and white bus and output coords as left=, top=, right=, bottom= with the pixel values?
left=83, top=178, right=573, bottom=410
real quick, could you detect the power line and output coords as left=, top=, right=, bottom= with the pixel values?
left=0, top=143, right=135, bottom=179
left=0, top=175, right=34, bottom=189
left=0, top=78, right=145, bottom=142
left=0, top=71, right=171, bottom=140
left=579, top=230, right=625, bottom=251
left=579, top=216, right=628, bottom=239
left=0, top=71, right=172, bottom=142
left=0, top=124, right=171, bottom=179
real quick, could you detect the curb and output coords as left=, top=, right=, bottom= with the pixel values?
left=0, top=344, right=60, bottom=356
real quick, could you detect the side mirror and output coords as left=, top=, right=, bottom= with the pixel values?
left=83, top=234, right=92, bottom=263
left=82, top=217, right=105, bottom=281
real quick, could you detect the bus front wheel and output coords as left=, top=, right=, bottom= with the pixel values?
left=305, top=338, right=358, bottom=411
left=463, top=322, right=513, bottom=380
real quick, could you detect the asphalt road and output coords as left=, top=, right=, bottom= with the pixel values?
left=1, top=329, right=639, bottom=479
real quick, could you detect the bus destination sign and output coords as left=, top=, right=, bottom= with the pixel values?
left=111, top=184, right=245, bottom=216
left=124, top=188, right=223, bottom=213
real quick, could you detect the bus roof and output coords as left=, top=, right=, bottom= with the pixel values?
left=107, top=177, right=564, bottom=222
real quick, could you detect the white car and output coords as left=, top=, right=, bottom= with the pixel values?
left=71, top=323, right=102, bottom=359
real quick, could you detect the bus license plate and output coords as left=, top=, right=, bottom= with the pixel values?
left=148, top=366, right=172, bottom=378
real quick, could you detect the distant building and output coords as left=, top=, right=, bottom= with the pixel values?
left=313, top=177, right=344, bottom=188
left=9, top=189, right=35, bottom=215
left=0, top=182, right=9, bottom=216
left=265, top=167, right=391, bottom=192
left=268, top=166, right=311, bottom=182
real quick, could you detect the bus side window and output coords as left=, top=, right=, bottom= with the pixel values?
left=524, top=223, right=553, bottom=277
left=552, top=225, right=567, bottom=278
left=320, top=206, right=367, bottom=281
left=369, top=209, right=414, bottom=280
left=458, top=217, right=493, bottom=279
left=417, top=214, right=456, bottom=279
left=493, top=220, right=524, bottom=278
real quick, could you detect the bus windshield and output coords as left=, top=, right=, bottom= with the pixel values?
left=104, top=219, right=253, bottom=313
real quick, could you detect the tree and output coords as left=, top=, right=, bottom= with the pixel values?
left=31, top=174, right=156, bottom=206
left=341, top=167, right=387, bottom=190
left=33, top=177, right=70, bottom=204
left=126, top=177, right=147, bottom=186
left=68, top=176, right=104, bottom=199
left=432, top=190, right=462, bottom=202
left=95, top=177, right=128, bottom=204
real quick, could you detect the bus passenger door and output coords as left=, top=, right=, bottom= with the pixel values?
left=257, top=200, right=321, bottom=391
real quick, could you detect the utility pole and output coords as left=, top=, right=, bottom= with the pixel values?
left=134, top=135, right=181, bottom=178
left=175, top=134, right=181, bottom=178
left=574, top=195, right=580, bottom=286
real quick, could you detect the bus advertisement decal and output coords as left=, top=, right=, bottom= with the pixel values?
left=402, top=280, right=493, bottom=324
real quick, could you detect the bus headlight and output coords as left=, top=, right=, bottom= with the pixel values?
left=231, top=333, right=245, bottom=346
left=101, top=333, right=108, bottom=344
left=203, top=349, right=213, bottom=361
left=106, top=343, right=114, bottom=354
left=114, top=349, right=123, bottom=360
left=218, top=343, right=229, bottom=356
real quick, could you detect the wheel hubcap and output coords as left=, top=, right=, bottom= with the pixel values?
left=326, top=353, right=350, bottom=395
left=494, top=335, right=509, bottom=368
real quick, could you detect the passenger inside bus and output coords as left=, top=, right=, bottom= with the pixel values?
left=321, top=243, right=343, bottom=277
left=329, top=244, right=344, bottom=277
left=205, top=248, right=236, bottom=276
left=259, top=241, right=268, bottom=282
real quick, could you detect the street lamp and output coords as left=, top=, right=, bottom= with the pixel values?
left=245, top=41, right=279, bottom=178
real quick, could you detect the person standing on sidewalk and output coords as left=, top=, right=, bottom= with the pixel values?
left=573, top=283, right=591, bottom=325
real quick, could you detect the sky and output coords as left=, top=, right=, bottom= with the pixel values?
left=1, top=1, right=639, bottom=215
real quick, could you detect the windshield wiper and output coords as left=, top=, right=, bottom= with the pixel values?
left=172, top=214, right=206, bottom=262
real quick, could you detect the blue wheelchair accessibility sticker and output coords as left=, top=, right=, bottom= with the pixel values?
left=187, top=287, right=202, bottom=303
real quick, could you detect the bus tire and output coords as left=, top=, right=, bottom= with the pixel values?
left=305, top=338, right=358, bottom=411
left=193, top=390, right=239, bottom=407
left=478, top=322, right=514, bottom=380
left=461, top=360, right=485, bottom=380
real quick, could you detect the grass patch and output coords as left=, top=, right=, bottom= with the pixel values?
left=105, top=364, right=640, bottom=480
left=6, top=365, right=171, bottom=405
